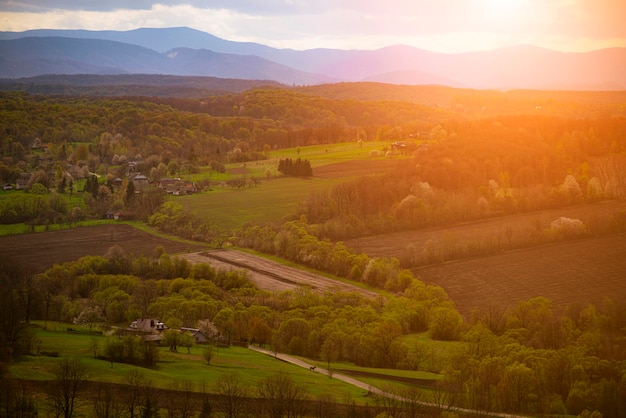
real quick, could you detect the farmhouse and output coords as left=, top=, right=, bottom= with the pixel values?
left=159, top=178, right=198, bottom=195
left=127, top=318, right=168, bottom=332
left=130, top=173, right=149, bottom=190
left=180, top=327, right=208, bottom=344
left=124, top=318, right=169, bottom=343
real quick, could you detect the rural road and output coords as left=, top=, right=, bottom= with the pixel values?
left=247, top=345, right=529, bottom=418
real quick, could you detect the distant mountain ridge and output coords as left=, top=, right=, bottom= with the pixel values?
left=1, top=27, right=625, bottom=90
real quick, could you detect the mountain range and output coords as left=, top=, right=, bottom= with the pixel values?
left=1, top=27, right=625, bottom=90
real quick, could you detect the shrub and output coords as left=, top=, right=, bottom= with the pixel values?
left=549, top=217, right=586, bottom=237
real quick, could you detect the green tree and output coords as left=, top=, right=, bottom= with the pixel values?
left=162, top=329, right=180, bottom=352
left=320, top=337, right=340, bottom=376
left=179, top=331, right=195, bottom=354
left=429, top=307, right=463, bottom=341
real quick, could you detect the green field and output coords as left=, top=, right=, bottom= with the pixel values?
left=10, top=323, right=382, bottom=404
left=177, top=176, right=338, bottom=228
left=175, top=141, right=403, bottom=229
left=269, top=140, right=396, bottom=167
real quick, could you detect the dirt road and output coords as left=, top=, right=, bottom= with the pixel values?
left=247, top=345, right=528, bottom=418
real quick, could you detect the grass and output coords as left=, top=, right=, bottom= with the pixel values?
left=0, top=219, right=117, bottom=236
left=269, top=140, right=396, bottom=167
left=177, top=176, right=339, bottom=229
left=11, top=322, right=373, bottom=405
left=173, top=140, right=406, bottom=229
left=399, top=333, right=466, bottom=372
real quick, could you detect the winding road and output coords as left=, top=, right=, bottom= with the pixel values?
left=247, top=345, right=529, bottom=418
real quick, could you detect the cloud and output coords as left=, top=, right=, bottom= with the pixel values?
left=0, top=0, right=623, bottom=52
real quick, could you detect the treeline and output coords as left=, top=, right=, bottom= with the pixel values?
left=277, top=157, right=312, bottom=177
left=147, top=203, right=417, bottom=294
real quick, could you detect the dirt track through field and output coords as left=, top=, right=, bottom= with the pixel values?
left=182, top=250, right=378, bottom=298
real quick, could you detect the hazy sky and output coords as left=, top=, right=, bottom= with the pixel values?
left=0, top=0, right=624, bottom=52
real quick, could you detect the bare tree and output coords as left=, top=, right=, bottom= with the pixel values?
left=89, top=336, right=100, bottom=358
left=0, top=377, right=37, bottom=418
left=216, top=372, right=249, bottom=418
left=313, top=393, right=338, bottom=418
left=92, top=382, right=123, bottom=418
left=165, top=380, right=199, bottom=418
left=123, top=369, right=152, bottom=418
left=372, top=386, right=403, bottom=418
left=48, top=357, right=89, bottom=418
left=257, top=372, right=309, bottom=418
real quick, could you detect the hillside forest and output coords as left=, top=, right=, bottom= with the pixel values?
left=1, top=84, right=626, bottom=417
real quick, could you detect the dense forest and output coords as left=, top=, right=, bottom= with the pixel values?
left=1, top=84, right=626, bottom=416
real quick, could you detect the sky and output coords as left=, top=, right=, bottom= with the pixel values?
left=0, top=0, right=624, bottom=53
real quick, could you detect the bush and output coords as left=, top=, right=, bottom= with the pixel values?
left=549, top=217, right=586, bottom=237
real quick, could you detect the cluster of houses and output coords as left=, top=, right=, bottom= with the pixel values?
left=4, top=170, right=198, bottom=196
left=111, top=173, right=199, bottom=195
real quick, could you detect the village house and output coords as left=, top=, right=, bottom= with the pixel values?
left=15, top=173, right=31, bottom=190
left=159, top=177, right=198, bottom=195
left=180, top=327, right=208, bottom=344
left=130, top=173, right=149, bottom=190
left=128, top=318, right=168, bottom=332
left=125, top=318, right=169, bottom=343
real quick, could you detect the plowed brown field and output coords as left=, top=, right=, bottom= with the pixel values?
left=3, top=200, right=625, bottom=317
left=414, top=234, right=626, bottom=317
left=0, top=224, right=207, bottom=273
left=344, top=200, right=626, bottom=317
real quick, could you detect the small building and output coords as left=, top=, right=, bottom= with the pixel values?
left=159, top=178, right=198, bottom=195
left=124, top=318, right=169, bottom=343
left=180, top=327, right=208, bottom=344
left=15, top=173, right=31, bottom=190
left=131, top=173, right=149, bottom=190
left=128, top=318, right=168, bottom=332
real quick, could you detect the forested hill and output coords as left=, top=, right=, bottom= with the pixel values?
left=3, top=76, right=626, bottom=120
left=0, top=74, right=284, bottom=97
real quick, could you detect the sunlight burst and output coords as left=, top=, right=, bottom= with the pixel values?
left=482, top=0, right=524, bottom=20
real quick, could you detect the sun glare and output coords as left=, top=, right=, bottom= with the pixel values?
left=482, top=0, right=523, bottom=20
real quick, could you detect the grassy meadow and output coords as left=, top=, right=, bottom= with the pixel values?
left=177, top=140, right=405, bottom=229
left=10, top=322, right=386, bottom=405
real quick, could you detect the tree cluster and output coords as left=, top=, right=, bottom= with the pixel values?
left=277, top=157, right=312, bottom=177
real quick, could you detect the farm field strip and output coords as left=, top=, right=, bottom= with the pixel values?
left=415, top=233, right=626, bottom=317
left=0, top=224, right=208, bottom=273
left=182, top=249, right=379, bottom=298
left=341, top=200, right=626, bottom=317
left=345, top=200, right=626, bottom=259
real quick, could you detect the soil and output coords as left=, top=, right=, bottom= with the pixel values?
left=182, top=250, right=379, bottom=298
left=414, top=233, right=626, bottom=317
left=0, top=224, right=207, bottom=273
left=345, top=200, right=626, bottom=259
left=343, top=200, right=626, bottom=317
left=3, top=200, right=625, bottom=317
